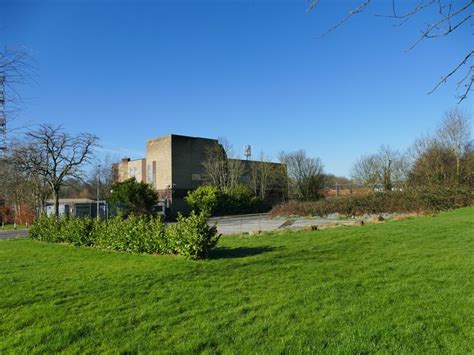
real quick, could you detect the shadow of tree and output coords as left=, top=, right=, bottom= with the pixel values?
left=209, top=246, right=283, bottom=259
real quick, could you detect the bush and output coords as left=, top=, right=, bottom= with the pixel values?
left=219, top=185, right=266, bottom=215
left=186, top=184, right=268, bottom=216
left=60, top=217, right=96, bottom=246
left=30, top=213, right=219, bottom=260
left=185, top=185, right=221, bottom=215
left=167, top=212, right=220, bottom=259
left=29, top=216, right=63, bottom=243
left=107, top=178, right=158, bottom=217
left=94, top=215, right=168, bottom=254
left=270, top=187, right=474, bottom=217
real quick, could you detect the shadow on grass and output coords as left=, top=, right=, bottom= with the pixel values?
left=210, top=246, right=283, bottom=259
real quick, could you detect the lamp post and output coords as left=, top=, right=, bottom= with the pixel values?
left=108, top=189, right=113, bottom=219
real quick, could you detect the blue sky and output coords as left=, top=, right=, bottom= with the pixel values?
left=1, top=0, right=472, bottom=176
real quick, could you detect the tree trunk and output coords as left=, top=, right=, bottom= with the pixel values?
left=456, top=155, right=461, bottom=185
left=53, top=189, right=60, bottom=218
left=39, top=196, right=46, bottom=217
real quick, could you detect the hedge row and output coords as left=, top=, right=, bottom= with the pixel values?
left=270, top=188, right=474, bottom=217
left=185, top=185, right=268, bottom=216
left=29, top=212, right=220, bottom=260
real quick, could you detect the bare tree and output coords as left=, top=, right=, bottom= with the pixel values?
left=202, top=142, right=228, bottom=190
left=16, top=124, right=98, bottom=217
left=249, top=152, right=275, bottom=200
left=217, top=137, right=245, bottom=192
left=352, top=153, right=382, bottom=187
left=352, top=145, right=409, bottom=189
left=408, top=108, right=473, bottom=186
left=436, top=108, right=472, bottom=182
left=1, top=153, right=33, bottom=223
left=0, top=47, right=33, bottom=108
left=409, top=140, right=458, bottom=186
left=0, top=47, right=35, bottom=213
left=202, top=138, right=245, bottom=192
left=227, top=158, right=245, bottom=192
left=89, top=154, right=116, bottom=201
left=307, top=0, right=473, bottom=102
left=0, top=47, right=35, bottom=141
left=279, top=149, right=325, bottom=200
left=3, top=140, right=51, bottom=220
left=462, top=149, right=474, bottom=187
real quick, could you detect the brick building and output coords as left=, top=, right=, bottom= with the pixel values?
left=112, top=134, right=286, bottom=216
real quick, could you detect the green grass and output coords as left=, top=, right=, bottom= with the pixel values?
left=1, top=224, right=27, bottom=230
left=1, top=208, right=473, bottom=353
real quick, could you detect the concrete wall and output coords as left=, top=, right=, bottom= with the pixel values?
left=127, top=159, right=146, bottom=183
left=112, top=158, right=146, bottom=183
left=167, top=135, right=220, bottom=217
left=112, top=133, right=287, bottom=217
left=171, top=134, right=219, bottom=190
left=113, top=158, right=130, bottom=182
left=146, top=136, right=172, bottom=190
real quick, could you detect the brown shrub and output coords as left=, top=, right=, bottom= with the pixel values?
left=270, top=187, right=474, bottom=217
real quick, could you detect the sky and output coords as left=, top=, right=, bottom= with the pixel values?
left=1, top=0, right=472, bottom=176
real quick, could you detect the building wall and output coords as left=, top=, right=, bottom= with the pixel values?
left=45, top=201, right=106, bottom=218
left=146, top=136, right=172, bottom=190
left=169, top=135, right=221, bottom=217
left=113, top=158, right=130, bottom=182
left=171, top=135, right=219, bottom=191
left=127, top=159, right=146, bottom=183
left=112, top=133, right=287, bottom=217
left=112, top=158, right=146, bottom=183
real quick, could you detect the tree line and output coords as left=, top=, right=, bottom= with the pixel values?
left=0, top=124, right=102, bottom=222
left=199, top=107, right=473, bottom=210
left=352, top=108, right=473, bottom=190
left=199, top=138, right=345, bottom=205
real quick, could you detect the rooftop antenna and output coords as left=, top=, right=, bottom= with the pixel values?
left=244, top=144, right=251, bottom=161
left=0, top=75, right=6, bottom=209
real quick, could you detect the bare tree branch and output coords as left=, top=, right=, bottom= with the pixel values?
left=279, top=149, right=325, bottom=200
left=16, top=124, right=99, bottom=217
left=314, top=0, right=372, bottom=38
left=0, top=46, right=36, bottom=115
left=308, top=0, right=473, bottom=101
left=428, top=50, right=473, bottom=102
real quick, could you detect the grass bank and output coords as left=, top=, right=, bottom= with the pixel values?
left=1, top=224, right=27, bottom=230
left=1, top=207, right=473, bottom=353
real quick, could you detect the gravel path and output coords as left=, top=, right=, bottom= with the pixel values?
left=209, top=213, right=356, bottom=235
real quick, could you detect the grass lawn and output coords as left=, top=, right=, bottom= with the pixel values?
left=1, top=224, right=27, bottom=230
left=1, top=208, right=473, bottom=353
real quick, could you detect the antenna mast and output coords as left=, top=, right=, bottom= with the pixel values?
left=244, top=145, right=251, bottom=161
left=0, top=75, right=6, bottom=209
left=0, top=75, right=6, bottom=153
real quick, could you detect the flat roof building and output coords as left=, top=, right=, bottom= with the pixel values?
left=45, top=198, right=107, bottom=218
left=112, top=134, right=285, bottom=216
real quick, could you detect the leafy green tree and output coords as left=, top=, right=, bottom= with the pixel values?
left=186, top=184, right=266, bottom=216
left=185, top=185, right=220, bottom=216
left=108, top=178, right=158, bottom=217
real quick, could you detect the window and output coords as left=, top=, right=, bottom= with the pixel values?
left=147, top=164, right=153, bottom=184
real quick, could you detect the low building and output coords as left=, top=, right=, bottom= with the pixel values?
left=112, top=134, right=286, bottom=216
left=45, top=198, right=107, bottom=218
